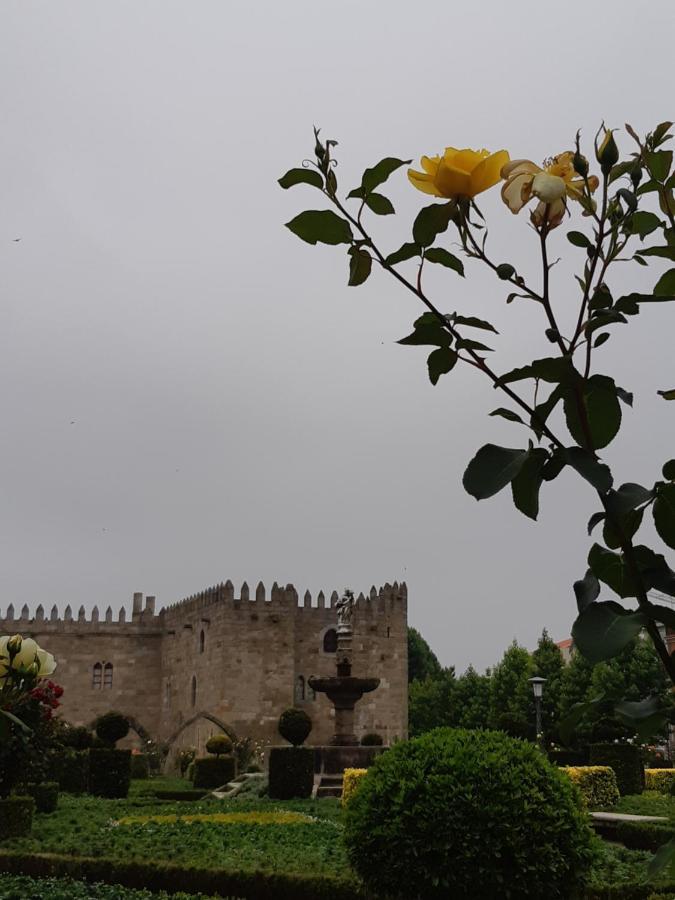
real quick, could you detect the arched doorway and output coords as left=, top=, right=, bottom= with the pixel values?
left=163, top=711, right=238, bottom=772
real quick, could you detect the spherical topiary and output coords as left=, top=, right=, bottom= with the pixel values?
left=360, top=732, right=384, bottom=746
left=278, top=708, right=312, bottom=746
left=63, top=725, right=94, bottom=750
left=94, top=712, right=130, bottom=747
left=343, top=728, right=595, bottom=900
left=205, top=734, right=233, bottom=757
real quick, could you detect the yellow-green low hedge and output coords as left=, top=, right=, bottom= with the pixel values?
left=341, top=768, right=367, bottom=806
left=561, top=765, right=620, bottom=808
left=645, top=768, right=675, bottom=794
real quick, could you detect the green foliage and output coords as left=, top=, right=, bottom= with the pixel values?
left=177, top=747, right=196, bottom=777
left=151, top=789, right=208, bottom=801
left=562, top=766, right=620, bottom=808
left=192, top=756, right=235, bottom=789
left=268, top=747, right=313, bottom=800
left=130, top=754, right=149, bottom=779
left=23, top=781, right=59, bottom=814
left=408, top=668, right=457, bottom=737
left=590, top=743, right=645, bottom=795
left=94, top=712, right=130, bottom=748
left=0, top=797, right=34, bottom=839
left=205, top=735, right=233, bottom=757
left=343, top=727, right=595, bottom=899
left=62, top=725, right=94, bottom=751
left=462, top=444, right=529, bottom=500
left=0, top=874, right=224, bottom=900
left=54, top=750, right=89, bottom=795
left=88, top=749, right=131, bottom=799
left=407, top=627, right=442, bottom=683
left=532, top=629, right=565, bottom=742
left=489, top=640, right=534, bottom=739
left=277, top=708, right=312, bottom=746
left=285, top=210, right=352, bottom=246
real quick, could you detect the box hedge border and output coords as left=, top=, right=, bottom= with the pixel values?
left=0, top=852, right=368, bottom=900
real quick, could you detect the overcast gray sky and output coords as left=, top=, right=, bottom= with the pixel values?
left=1, top=0, right=673, bottom=672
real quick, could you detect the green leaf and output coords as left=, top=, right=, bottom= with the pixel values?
left=0, top=708, right=31, bottom=733
left=541, top=450, right=566, bottom=483
left=654, top=483, right=675, bottom=550
left=386, top=243, right=420, bottom=266
left=658, top=388, right=675, bottom=400
left=614, top=696, right=672, bottom=741
left=424, top=247, right=464, bottom=276
left=498, top=356, right=577, bottom=387
left=455, top=338, right=493, bottom=352
left=587, top=512, right=605, bottom=535
left=558, top=695, right=605, bottom=747
left=462, top=444, right=529, bottom=501
left=361, top=157, right=412, bottom=195
left=365, top=193, right=395, bottom=216
left=285, top=210, right=353, bottom=246
left=496, top=263, right=515, bottom=280
left=608, top=482, right=654, bottom=515
left=609, top=159, right=639, bottom=183
left=563, top=375, right=622, bottom=450
left=489, top=408, right=524, bottom=424
left=573, top=568, right=600, bottom=611
left=648, top=150, right=673, bottom=182
left=648, top=837, right=675, bottom=879
left=531, top=385, right=564, bottom=440
left=614, top=295, right=641, bottom=315
left=412, top=202, right=457, bottom=248
left=636, top=244, right=675, bottom=261
left=589, top=284, right=613, bottom=311
left=588, top=544, right=636, bottom=598
left=647, top=603, right=675, bottom=630
left=585, top=311, right=627, bottom=336
left=450, top=315, right=498, bottom=334
left=564, top=447, right=613, bottom=494
left=602, top=507, right=643, bottom=549
left=616, top=387, right=634, bottom=407
left=593, top=333, right=610, bottom=348
left=397, top=312, right=451, bottom=348
left=427, top=346, right=458, bottom=385
left=567, top=231, right=592, bottom=248
left=348, top=247, right=372, bottom=286
left=278, top=168, right=324, bottom=190
left=663, top=460, right=675, bottom=481
left=630, top=210, right=663, bottom=239
left=655, top=268, right=675, bottom=296
left=634, top=545, right=675, bottom=596
left=511, top=448, right=549, bottom=520
left=571, top=600, right=648, bottom=663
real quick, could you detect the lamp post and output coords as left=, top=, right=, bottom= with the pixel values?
left=528, top=676, right=547, bottom=749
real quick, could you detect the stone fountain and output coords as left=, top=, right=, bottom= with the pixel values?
left=308, top=590, right=380, bottom=746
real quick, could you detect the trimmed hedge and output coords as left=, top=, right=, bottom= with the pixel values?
left=24, top=782, right=59, bottom=814
left=192, top=756, right=235, bottom=790
left=589, top=743, right=645, bottom=795
left=342, top=769, right=367, bottom=806
left=561, top=766, right=620, bottom=808
left=0, top=851, right=365, bottom=900
left=268, top=747, right=314, bottom=800
left=278, top=708, right=312, bottom=746
left=89, top=749, right=131, bottom=799
left=0, top=797, right=34, bottom=839
left=646, top=768, right=675, bottom=794
left=615, top=820, right=675, bottom=852
left=549, top=748, right=589, bottom=767
left=55, top=749, right=89, bottom=794
left=586, top=886, right=675, bottom=899
left=130, top=754, right=149, bottom=780
left=0, top=873, right=224, bottom=899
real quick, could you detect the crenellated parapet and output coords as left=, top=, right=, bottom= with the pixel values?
left=0, top=592, right=163, bottom=635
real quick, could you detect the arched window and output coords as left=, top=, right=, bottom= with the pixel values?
left=92, top=662, right=102, bottom=689
left=323, top=628, right=337, bottom=653
left=191, top=675, right=197, bottom=707
left=199, top=629, right=205, bottom=654
left=103, top=662, right=113, bottom=688
left=294, top=675, right=305, bottom=703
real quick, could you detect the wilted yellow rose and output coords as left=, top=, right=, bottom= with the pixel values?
left=501, top=152, right=599, bottom=228
left=0, top=634, right=57, bottom=679
left=408, top=147, right=510, bottom=200
left=11, top=637, right=40, bottom=671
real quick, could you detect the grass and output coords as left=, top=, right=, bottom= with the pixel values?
left=606, top=790, right=675, bottom=821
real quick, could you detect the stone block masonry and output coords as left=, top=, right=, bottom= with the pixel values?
left=0, top=581, right=408, bottom=759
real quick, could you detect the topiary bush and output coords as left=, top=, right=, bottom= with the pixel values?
left=192, top=756, right=235, bottom=789
left=88, top=748, right=131, bottom=798
left=342, top=768, right=367, bottom=806
left=62, top=725, right=94, bottom=751
left=646, top=768, right=675, bottom=794
left=268, top=747, right=314, bottom=799
left=360, top=733, right=384, bottom=746
left=94, top=712, right=130, bottom=747
left=205, top=734, right=233, bottom=757
left=55, top=749, right=89, bottom=794
left=23, top=781, right=59, bottom=814
left=130, top=753, right=149, bottom=780
left=0, top=796, right=34, bottom=838
left=589, top=743, right=645, bottom=796
left=561, top=766, right=620, bottom=808
left=278, top=708, right=312, bottom=746
left=343, top=727, right=595, bottom=899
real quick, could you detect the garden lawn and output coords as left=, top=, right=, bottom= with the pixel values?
left=2, top=791, right=346, bottom=878
left=605, top=791, right=675, bottom=821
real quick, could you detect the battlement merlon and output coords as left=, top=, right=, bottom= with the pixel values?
left=0, top=581, right=407, bottom=634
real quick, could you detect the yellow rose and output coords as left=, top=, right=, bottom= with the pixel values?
left=408, top=147, right=510, bottom=200
left=11, top=637, right=39, bottom=671
left=37, top=648, right=57, bottom=677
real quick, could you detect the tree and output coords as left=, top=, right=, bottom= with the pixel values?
left=407, top=627, right=442, bottom=684
left=453, top=665, right=491, bottom=730
left=531, top=629, right=564, bottom=744
left=408, top=667, right=456, bottom=738
left=489, top=641, right=533, bottom=739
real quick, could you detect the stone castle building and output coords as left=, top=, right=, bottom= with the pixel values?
left=0, top=579, right=408, bottom=758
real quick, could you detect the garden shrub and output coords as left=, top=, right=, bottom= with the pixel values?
left=360, top=733, right=383, bottom=746
left=589, top=743, right=645, bottom=795
left=561, top=766, right=620, bottom=808
left=205, top=734, right=233, bottom=756
left=549, top=748, right=589, bottom=767
left=55, top=749, right=89, bottom=794
left=342, top=769, right=367, bottom=806
left=186, top=761, right=195, bottom=782
left=62, top=725, right=94, bottom=750
left=151, top=789, right=207, bottom=802
left=130, top=754, right=149, bottom=780
left=268, top=747, right=313, bottom=799
left=89, top=748, right=131, bottom=798
left=0, top=797, right=34, bottom=839
left=277, top=708, right=312, bottom=746
left=94, top=712, right=130, bottom=747
left=343, top=727, right=595, bottom=900
left=192, top=756, right=235, bottom=789
left=178, top=747, right=196, bottom=777
left=0, top=873, right=223, bottom=900
left=613, top=819, right=675, bottom=852
left=646, top=768, right=675, bottom=794
left=23, top=781, right=59, bottom=814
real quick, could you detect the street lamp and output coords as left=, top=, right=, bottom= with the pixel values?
left=528, top=676, right=547, bottom=748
